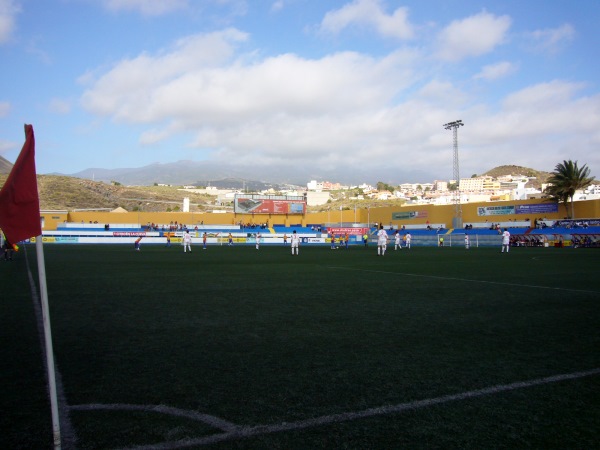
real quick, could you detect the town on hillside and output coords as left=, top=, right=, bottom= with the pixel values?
left=182, top=174, right=600, bottom=208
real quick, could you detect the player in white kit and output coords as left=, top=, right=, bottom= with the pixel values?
left=377, top=225, right=388, bottom=256
left=290, top=230, right=300, bottom=255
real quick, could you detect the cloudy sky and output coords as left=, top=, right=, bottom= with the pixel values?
left=0, top=0, right=598, bottom=183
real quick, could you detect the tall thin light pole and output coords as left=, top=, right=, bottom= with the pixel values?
left=443, top=120, right=464, bottom=228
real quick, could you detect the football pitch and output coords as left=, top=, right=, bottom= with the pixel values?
left=2, top=243, right=600, bottom=449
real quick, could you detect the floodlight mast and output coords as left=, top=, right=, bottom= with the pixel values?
left=443, top=120, right=464, bottom=229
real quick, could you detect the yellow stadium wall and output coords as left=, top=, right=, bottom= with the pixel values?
left=38, top=198, right=600, bottom=231
left=40, top=211, right=69, bottom=231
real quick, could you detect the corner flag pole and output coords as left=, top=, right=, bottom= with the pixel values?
left=0, top=124, right=61, bottom=448
left=36, top=236, right=62, bottom=449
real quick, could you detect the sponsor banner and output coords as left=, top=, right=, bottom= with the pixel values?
left=302, top=237, right=326, bottom=243
left=113, top=231, right=148, bottom=237
left=391, top=210, right=429, bottom=220
left=42, top=236, right=56, bottom=243
left=235, top=198, right=306, bottom=214
left=54, top=236, right=79, bottom=243
left=515, top=203, right=559, bottom=215
left=327, top=227, right=368, bottom=235
left=556, top=218, right=600, bottom=227
left=219, top=237, right=246, bottom=243
left=477, top=206, right=515, bottom=216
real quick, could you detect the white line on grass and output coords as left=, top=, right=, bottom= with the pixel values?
left=24, top=246, right=77, bottom=450
left=83, top=368, right=600, bottom=449
left=327, top=266, right=600, bottom=294
left=70, top=404, right=239, bottom=432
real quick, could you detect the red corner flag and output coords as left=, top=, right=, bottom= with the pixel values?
left=0, top=124, right=42, bottom=244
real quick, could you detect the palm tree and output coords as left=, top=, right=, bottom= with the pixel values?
left=545, top=160, right=595, bottom=219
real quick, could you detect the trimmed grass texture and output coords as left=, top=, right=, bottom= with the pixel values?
left=1, top=243, right=599, bottom=449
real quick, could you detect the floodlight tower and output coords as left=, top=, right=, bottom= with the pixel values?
left=443, top=120, right=464, bottom=229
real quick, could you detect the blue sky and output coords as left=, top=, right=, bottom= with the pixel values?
left=1, top=0, right=598, bottom=183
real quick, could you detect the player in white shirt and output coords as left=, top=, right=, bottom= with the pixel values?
left=404, top=232, right=411, bottom=249
left=501, top=228, right=510, bottom=253
left=256, top=232, right=262, bottom=250
left=394, top=231, right=402, bottom=250
left=290, top=230, right=300, bottom=255
left=465, top=234, right=470, bottom=249
left=183, top=231, right=192, bottom=253
left=377, top=225, right=388, bottom=256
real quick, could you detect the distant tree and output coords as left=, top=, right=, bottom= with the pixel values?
left=448, top=183, right=458, bottom=191
left=471, top=173, right=477, bottom=178
left=545, top=160, right=594, bottom=219
left=376, top=181, right=394, bottom=192
left=111, top=180, right=121, bottom=186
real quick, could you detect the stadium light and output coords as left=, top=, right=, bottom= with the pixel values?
left=443, top=120, right=464, bottom=228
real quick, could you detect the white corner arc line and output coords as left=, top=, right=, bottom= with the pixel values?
left=108, top=368, right=600, bottom=449
left=70, top=403, right=239, bottom=432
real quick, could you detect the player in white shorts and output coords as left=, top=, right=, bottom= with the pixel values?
left=377, top=225, right=388, bottom=256
left=394, top=231, right=402, bottom=250
left=290, top=230, right=300, bottom=255
left=501, top=228, right=510, bottom=253
left=183, top=231, right=192, bottom=252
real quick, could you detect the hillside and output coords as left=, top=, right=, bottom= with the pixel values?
left=0, top=174, right=216, bottom=212
left=481, top=165, right=551, bottom=189
left=0, top=155, right=13, bottom=174
left=0, top=165, right=554, bottom=212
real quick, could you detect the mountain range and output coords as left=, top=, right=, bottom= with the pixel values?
left=1, top=156, right=552, bottom=189
left=66, top=160, right=438, bottom=188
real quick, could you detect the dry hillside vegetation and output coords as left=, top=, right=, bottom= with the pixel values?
left=482, top=165, right=551, bottom=189
left=0, top=174, right=214, bottom=212
left=0, top=165, right=552, bottom=213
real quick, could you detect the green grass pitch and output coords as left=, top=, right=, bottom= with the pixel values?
left=2, top=243, right=599, bottom=449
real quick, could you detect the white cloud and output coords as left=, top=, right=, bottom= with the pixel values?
left=319, top=0, right=413, bottom=40
left=0, top=100, right=10, bottom=117
left=436, top=11, right=511, bottom=62
left=102, top=0, right=189, bottom=16
left=525, top=23, right=575, bottom=54
left=0, top=139, right=16, bottom=155
left=81, top=29, right=249, bottom=120
left=270, top=1, right=284, bottom=13
left=82, top=30, right=417, bottom=127
left=79, top=26, right=600, bottom=181
left=0, top=0, right=20, bottom=44
left=48, top=98, right=71, bottom=114
left=462, top=81, right=600, bottom=172
left=473, top=61, right=517, bottom=81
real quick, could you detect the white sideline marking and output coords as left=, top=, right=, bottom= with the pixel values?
left=328, top=266, right=600, bottom=295
left=96, top=368, right=600, bottom=449
left=24, top=246, right=77, bottom=449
